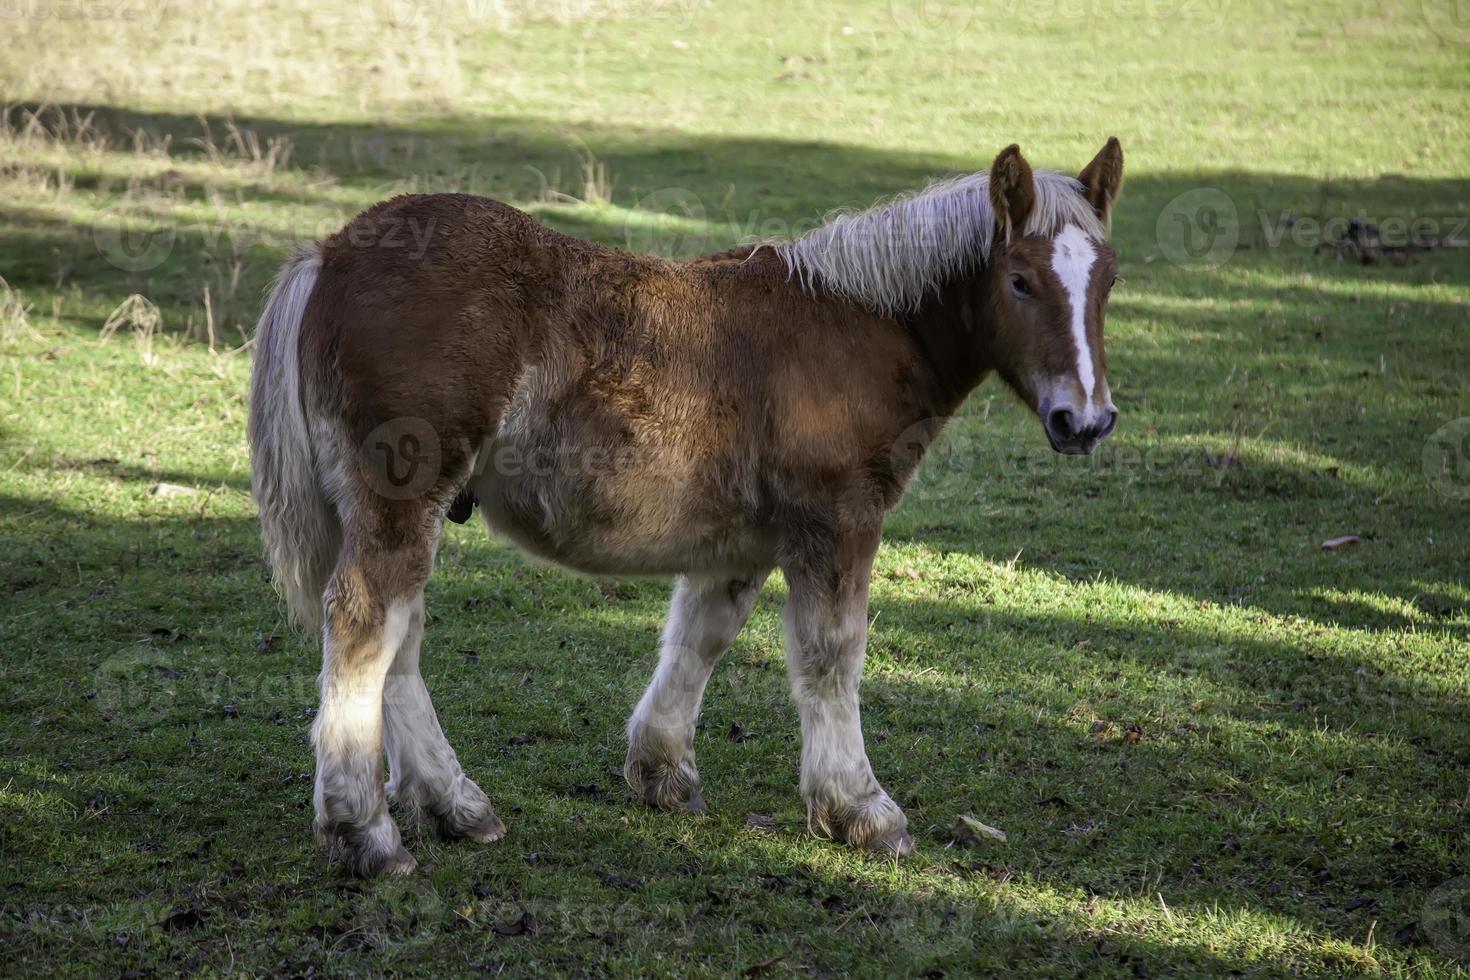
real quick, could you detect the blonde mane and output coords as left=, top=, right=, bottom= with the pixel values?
left=774, top=170, right=1105, bottom=315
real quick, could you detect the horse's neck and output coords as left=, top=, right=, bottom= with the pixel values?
left=903, top=271, right=995, bottom=417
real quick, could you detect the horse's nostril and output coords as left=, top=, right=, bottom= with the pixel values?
left=1047, top=407, right=1076, bottom=441
left=1098, top=408, right=1119, bottom=439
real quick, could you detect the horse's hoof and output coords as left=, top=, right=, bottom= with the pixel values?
left=625, top=755, right=705, bottom=813
left=423, top=776, right=504, bottom=844
left=382, top=846, right=418, bottom=875
left=342, top=842, right=417, bottom=878
left=465, top=811, right=506, bottom=844
left=867, top=828, right=914, bottom=857
left=809, top=791, right=910, bottom=855
left=321, top=813, right=416, bottom=878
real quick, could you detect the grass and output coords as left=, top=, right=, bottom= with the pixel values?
left=2, top=0, right=1469, bottom=974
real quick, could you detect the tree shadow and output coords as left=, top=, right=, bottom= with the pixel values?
left=11, top=98, right=1470, bottom=276
left=37, top=455, right=252, bottom=496
left=856, top=587, right=1470, bottom=962
left=882, top=414, right=1470, bottom=643
left=2, top=485, right=1465, bottom=971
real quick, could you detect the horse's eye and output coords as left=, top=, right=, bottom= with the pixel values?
left=1009, top=274, right=1032, bottom=299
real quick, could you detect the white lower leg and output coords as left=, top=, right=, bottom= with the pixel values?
left=313, top=599, right=415, bottom=874
left=785, top=576, right=910, bottom=854
left=625, top=574, right=764, bottom=809
left=382, top=595, right=502, bottom=842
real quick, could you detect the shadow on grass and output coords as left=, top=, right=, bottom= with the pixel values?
left=29, top=455, right=253, bottom=495
left=6, top=100, right=1469, bottom=290
left=3, top=488, right=1467, bottom=972
left=883, top=421, right=1470, bottom=638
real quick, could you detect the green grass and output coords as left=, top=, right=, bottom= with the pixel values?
left=2, top=0, right=1469, bottom=974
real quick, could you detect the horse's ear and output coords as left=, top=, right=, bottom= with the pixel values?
left=1078, top=137, right=1124, bottom=228
left=988, top=144, right=1035, bottom=244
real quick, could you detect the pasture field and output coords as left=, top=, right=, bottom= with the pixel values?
left=2, top=0, right=1469, bottom=974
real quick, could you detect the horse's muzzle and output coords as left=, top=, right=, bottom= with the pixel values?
left=1044, top=405, right=1118, bottom=455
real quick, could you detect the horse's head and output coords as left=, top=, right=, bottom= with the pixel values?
left=985, top=140, right=1124, bottom=455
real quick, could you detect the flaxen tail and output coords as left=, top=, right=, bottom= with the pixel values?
left=247, top=244, right=339, bottom=631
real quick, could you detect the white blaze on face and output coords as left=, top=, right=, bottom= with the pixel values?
left=1050, top=223, right=1098, bottom=402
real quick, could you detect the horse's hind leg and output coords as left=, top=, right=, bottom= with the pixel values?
left=312, top=512, right=434, bottom=876
left=383, top=590, right=504, bottom=843
left=625, top=573, right=767, bottom=811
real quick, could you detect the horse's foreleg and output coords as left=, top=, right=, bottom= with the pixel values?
left=625, top=573, right=767, bottom=811
left=383, top=591, right=504, bottom=843
left=783, top=529, right=911, bottom=855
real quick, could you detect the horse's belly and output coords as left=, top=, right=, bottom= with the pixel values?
left=469, top=439, right=773, bottom=578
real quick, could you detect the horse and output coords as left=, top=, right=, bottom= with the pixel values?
left=248, top=139, right=1125, bottom=876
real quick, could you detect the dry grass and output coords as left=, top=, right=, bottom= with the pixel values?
left=2, top=1, right=466, bottom=117
left=99, top=293, right=164, bottom=365
left=0, top=276, right=37, bottom=343
left=186, top=119, right=294, bottom=178
left=0, top=101, right=313, bottom=346
left=527, top=141, right=616, bottom=206
left=193, top=243, right=250, bottom=350
left=0, top=101, right=303, bottom=205
left=0, top=104, right=107, bottom=196
left=0, top=0, right=706, bottom=127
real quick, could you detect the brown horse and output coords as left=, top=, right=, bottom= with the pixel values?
left=248, top=140, right=1125, bottom=876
